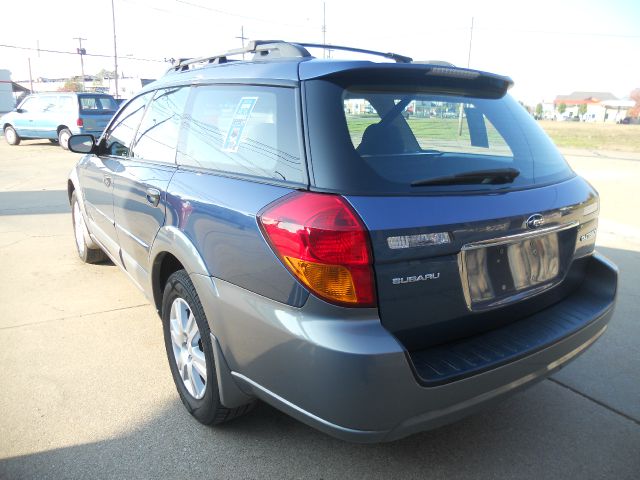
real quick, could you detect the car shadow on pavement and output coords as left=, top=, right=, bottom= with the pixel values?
left=2, top=372, right=638, bottom=479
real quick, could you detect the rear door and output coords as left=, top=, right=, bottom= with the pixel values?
left=78, top=95, right=118, bottom=136
left=347, top=183, right=595, bottom=350
left=110, top=87, right=189, bottom=289
left=304, top=75, right=597, bottom=350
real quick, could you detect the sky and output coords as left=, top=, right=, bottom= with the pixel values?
left=1, top=0, right=639, bottom=104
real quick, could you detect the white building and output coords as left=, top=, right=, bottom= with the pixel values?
left=553, top=91, right=633, bottom=123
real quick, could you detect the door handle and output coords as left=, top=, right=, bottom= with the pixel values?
left=146, top=188, right=161, bottom=207
left=103, top=175, right=112, bottom=187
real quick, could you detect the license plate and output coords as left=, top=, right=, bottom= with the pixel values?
left=463, top=233, right=560, bottom=307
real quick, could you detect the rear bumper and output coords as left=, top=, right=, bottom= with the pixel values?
left=193, top=252, right=617, bottom=443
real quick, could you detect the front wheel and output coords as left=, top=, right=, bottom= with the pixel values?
left=4, top=126, right=20, bottom=145
left=58, top=128, right=72, bottom=150
left=162, top=270, right=253, bottom=425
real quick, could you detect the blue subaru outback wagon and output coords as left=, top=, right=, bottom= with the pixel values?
left=66, top=41, right=617, bottom=442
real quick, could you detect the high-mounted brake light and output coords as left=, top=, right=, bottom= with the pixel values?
left=258, top=192, right=376, bottom=307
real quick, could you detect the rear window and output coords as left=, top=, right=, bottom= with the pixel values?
left=305, top=78, right=574, bottom=194
left=78, top=95, right=118, bottom=112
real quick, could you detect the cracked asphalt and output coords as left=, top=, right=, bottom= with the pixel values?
left=0, top=140, right=638, bottom=479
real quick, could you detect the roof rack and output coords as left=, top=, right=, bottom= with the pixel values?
left=295, top=42, right=412, bottom=64
left=166, top=40, right=413, bottom=74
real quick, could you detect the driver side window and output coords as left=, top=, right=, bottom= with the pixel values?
left=103, top=93, right=151, bottom=157
left=19, top=97, right=41, bottom=113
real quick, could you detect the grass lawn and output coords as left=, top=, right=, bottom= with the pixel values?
left=345, top=115, right=506, bottom=149
left=538, top=121, right=640, bottom=152
left=345, top=116, right=640, bottom=153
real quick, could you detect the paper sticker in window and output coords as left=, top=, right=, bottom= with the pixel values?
left=223, top=96, right=258, bottom=152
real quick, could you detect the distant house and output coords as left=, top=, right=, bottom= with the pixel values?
left=553, top=91, right=632, bottom=123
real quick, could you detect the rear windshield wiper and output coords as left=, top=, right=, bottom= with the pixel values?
left=411, top=168, right=520, bottom=187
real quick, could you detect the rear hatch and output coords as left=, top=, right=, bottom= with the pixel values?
left=78, top=94, right=118, bottom=133
left=302, top=64, right=599, bottom=350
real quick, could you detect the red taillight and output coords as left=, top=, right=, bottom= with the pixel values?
left=76, top=118, right=84, bottom=127
left=258, top=192, right=376, bottom=307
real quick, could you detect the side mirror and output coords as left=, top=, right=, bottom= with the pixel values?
left=15, top=108, right=24, bottom=114
left=68, top=134, right=97, bottom=154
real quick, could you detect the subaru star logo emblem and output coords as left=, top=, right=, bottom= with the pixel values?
left=526, top=214, right=545, bottom=229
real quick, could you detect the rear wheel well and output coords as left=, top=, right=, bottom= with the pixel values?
left=57, top=125, right=70, bottom=134
left=153, top=253, right=185, bottom=315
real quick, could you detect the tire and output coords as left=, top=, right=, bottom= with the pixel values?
left=71, top=190, right=108, bottom=263
left=49, top=139, right=59, bottom=144
left=4, top=126, right=20, bottom=145
left=58, top=128, right=72, bottom=150
left=162, top=270, right=254, bottom=425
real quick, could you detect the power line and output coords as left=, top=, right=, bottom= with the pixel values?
left=174, top=0, right=307, bottom=28
left=474, top=26, right=640, bottom=39
left=0, top=43, right=165, bottom=63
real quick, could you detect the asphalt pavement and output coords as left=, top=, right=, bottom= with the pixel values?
left=0, top=140, right=638, bottom=479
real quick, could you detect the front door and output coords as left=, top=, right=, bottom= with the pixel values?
left=12, top=96, right=41, bottom=137
left=81, top=93, right=153, bottom=261
left=110, top=87, right=190, bottom=290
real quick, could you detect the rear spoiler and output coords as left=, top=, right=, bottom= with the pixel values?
left=299, top=63, right=514, bottom=99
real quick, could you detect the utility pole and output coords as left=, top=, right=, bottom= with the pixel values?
left=236, top=26, right=248, bottom=60
left=467, top=16, right=474, bottom=68
left=322, top=2, right=327, bottom=58
left=73, top=37, right=87, bottom=91
left=111, top=0, right=119, bottom=99
left=28, top=58, right=34, bottom=93
left=458, top=17, right=474, bottom=136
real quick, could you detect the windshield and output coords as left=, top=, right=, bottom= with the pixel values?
left=78, top=95, right=118, bottom=113
left=304, top=78, right=574, bottom=194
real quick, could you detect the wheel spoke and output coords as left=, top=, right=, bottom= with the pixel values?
left=170, top=320, right=184, bottom=348
left=175, top=350, right=185, bottom=373
left=177, top=301, right=189, bottom=330
left=191, top=349, right=207, bottom=380
left=187, top=363, right=199, bottom=396
left=185, top=312, right=198, bottom=343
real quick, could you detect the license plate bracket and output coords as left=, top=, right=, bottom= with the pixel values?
left=459, top=223, right=577, bottom=311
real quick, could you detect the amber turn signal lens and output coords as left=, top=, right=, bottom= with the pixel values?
left=284, top=257, right=358, bottom=304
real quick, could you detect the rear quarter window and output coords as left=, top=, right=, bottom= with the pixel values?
left=177, top=85, right=305, bottom=185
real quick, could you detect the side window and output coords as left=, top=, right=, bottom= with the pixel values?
left=19, top=97, right=41, bottom=113
left=79, top=97, right=98, bottom=110
left=178, top=85, right=304, bottom=184
left=103, top=94, right=151, bottom=157
left=132, top=87, right=189, bottom=164
left=58, top=96, right=76, bottom=112
left=40, top=95, right=58, bottom=112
